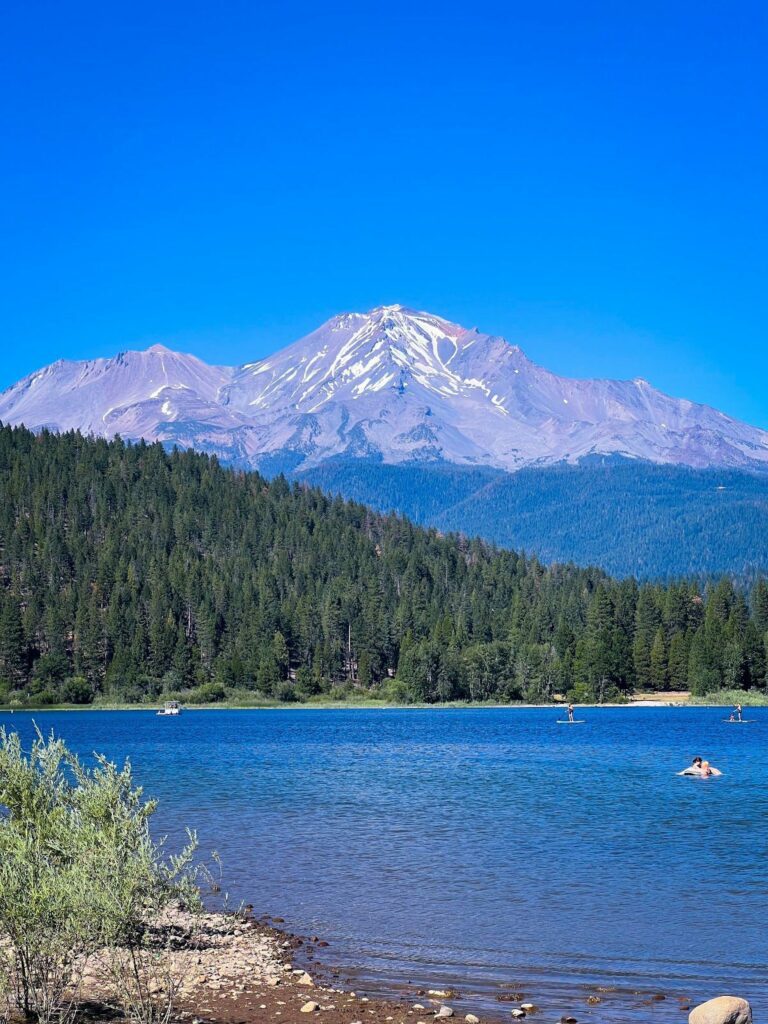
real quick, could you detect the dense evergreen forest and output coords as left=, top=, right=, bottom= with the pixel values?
left=0, top=424, right=767, bottom=707
left=300, top=458, right=768, bottom=580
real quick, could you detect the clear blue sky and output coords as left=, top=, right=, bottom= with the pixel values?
left=2, top=1, right=767, bottom=425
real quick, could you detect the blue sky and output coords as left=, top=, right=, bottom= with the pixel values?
left=2, top=1, right=767, bottom=425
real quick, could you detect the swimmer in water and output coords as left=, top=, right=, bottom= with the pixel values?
left=683, top=756, right=721, bottom=777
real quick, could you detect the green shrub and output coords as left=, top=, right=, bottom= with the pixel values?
left=61, top=676, right=93, bottom=705
left=274, top=682, right=298, bottom=703
left=187, top=681, right=227, bottom=704
left=26, top=687, right=60, bottom=706
left=379, top=677, right=413, bottom=703
left=327, top=684, right=352, bottom=702
left=0, top=728, right=200, bottom=1024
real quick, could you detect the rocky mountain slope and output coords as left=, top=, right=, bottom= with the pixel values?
left=3, top=305, right=768, bottom=473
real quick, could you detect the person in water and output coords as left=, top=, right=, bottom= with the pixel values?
left=567, top=703, right=575, bottom=723
left=734, top=703, right=743, bottom=722
left=685, top=756, right=720, bottom=777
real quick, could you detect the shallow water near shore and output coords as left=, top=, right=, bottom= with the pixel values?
left=3, top=706, right=766, bottom=1022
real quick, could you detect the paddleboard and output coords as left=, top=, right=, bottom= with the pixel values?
left=722, top=719, right=757, bottom=723
left=556, top=720, right=585, bottom=724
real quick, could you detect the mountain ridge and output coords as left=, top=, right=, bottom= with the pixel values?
left=298, top=457, right=768, bottom=580
left=3, top=304, right=768, bottom=474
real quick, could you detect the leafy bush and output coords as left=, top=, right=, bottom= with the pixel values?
left=274, top=682, right=298, bottom=703
left=61, top=676, right=93, bottom=705
left=187, top=681, right=227, bottom=704
left=0, top=728, right=200, bottom=1024
left=28, top=687, right=61, bottom=706
left=378, top=677, right=413, bottom=703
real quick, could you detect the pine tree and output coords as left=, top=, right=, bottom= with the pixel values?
left=667, top=631, right=690, bottom=690
left=271, top=631, right=290, bottom=680
left=0, top=597, right=26, bottom=686
left=633, top=589, right=660, bottom=690
left=752, top=580, right=768, bottom=635
left=650, top=628, right=668, bottom=691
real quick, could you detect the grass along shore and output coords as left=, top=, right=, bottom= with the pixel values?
left=2, top=689, right=767, bottom=712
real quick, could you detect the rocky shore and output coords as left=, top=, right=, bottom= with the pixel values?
left=124, top=911, right=751, bottom=1024
left=4, top=904, right=754, bottom=1024
left=146, top=909, right=574, bottom=1024
left=168, top=910, right=485, bottom=1024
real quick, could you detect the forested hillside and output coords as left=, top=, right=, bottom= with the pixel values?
left=300, top=459, right=768, bottom=580
left=0, top=425, right=767, bottom=707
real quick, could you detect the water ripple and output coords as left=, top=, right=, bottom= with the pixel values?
left=3, top=706, right=766, bottom=1023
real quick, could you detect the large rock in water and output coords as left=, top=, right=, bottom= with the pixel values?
left=689, top=996, right=752, bottom=1024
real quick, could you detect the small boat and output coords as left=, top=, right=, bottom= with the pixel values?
left=156, top=700, right=182, bottom=716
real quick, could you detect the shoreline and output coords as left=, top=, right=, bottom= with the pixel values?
left=4, top=696, right=767, bottom=713
left=170, top=909, right=512, bottom=1024
left=163, top=909, right=689, bottom=1024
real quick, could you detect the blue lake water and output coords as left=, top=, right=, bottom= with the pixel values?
left=1, top=707, right=766, bottom=1023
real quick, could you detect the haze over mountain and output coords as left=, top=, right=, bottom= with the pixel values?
left=3, top=304, right=768, bottom=474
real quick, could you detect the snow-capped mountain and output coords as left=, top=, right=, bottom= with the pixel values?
left=2, top=304, right=768, bottom=473
left=0, top=343, right=232, bottom=434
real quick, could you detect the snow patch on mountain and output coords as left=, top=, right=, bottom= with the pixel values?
left=2, top=304, right=768, bottom=474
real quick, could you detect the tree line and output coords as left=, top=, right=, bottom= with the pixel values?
left=301, top=458, right=768, bottom=581
left=0, top=424, right=767, bottom=705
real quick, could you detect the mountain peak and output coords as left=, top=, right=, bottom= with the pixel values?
left=363, top=303, right=461, bottom=331
left=1, top=306, right=768, bottom=474
left=368, top=303, right=409, bottom=314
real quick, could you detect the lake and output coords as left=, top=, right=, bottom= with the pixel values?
left=2, top=707, right=765, bottom=1023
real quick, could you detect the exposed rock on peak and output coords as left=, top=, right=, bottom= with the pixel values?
left=2, top=306, right=767, bottom=473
